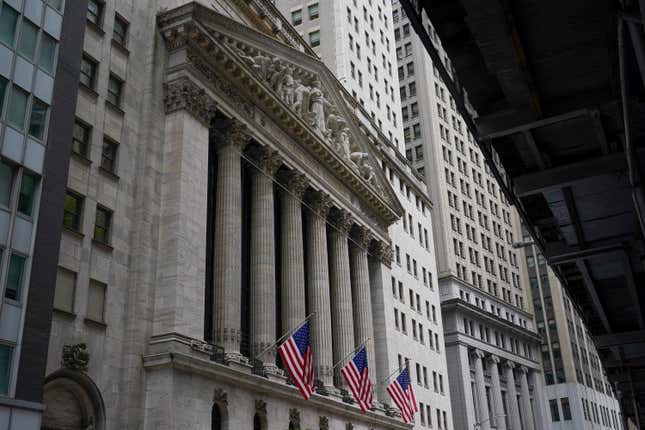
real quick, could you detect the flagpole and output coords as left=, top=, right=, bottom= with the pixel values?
left=331, top=337, right=371, bottom=370
left=254, top=312, right=316, bottom=359
left=379, top=358, right=410, bottom=386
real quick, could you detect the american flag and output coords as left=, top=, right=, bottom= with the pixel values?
left=340, top=346, right=374, bottom=413
left=278, top=321, right=315, bottom=400
left=386, top=367, right=419, bottom=423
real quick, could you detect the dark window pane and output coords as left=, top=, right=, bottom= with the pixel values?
left=38, top=34, right=57, bottom=74
left=17, top=20, right=38, bottom=60
left=7, top=87, right=28, bottom=130
left=28, top=99, right=48, bottom=140
left=72, top=121, right=90, bottom=157
left=107, top=76, right=122, bottom=106
left=0, top=77, right=6, bottom=117
left=101, top=139, right=117, bottom=172
left=0, top=345, right=12, bottom=395
left=17, top=173, right=36, bottom=216
left=87, top=0, right=103, bottom=25
left=0, top=161, right=13, bottom=207
left=5, top=253, right=26, bottom=301
left=80, top=57, right=96, bottom=89
left=63, top=192, right=83, bottom=230
left=113, top=15, right=128, bottom=45
left=94, top=207, right=112, bottom=243
left=0, top=4, right=19, bottom=47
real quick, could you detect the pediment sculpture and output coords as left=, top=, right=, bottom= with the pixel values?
left=233, top=45, right=380, bottom=190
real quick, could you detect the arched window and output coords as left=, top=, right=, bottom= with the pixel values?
left=212, top=404, right=222, bottom=430
left=253, top=413, right=262, bottom=430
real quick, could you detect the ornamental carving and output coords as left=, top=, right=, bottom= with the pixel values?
left=308, top=191, right=333, bottom=217
left=255, top=399, right=267, bottom=415
left=289, top=408, right=301, bottom=428
left=329, top=208, right=354, bottom=235
left=213, top=388, right=228, bottom=405
left=62, top=343, right=90, bottom=371
left=247, top=145, right=282, bottom=175
left=319, top=416, right=329, bottom=430
left=370, top=240, right=394, bottom=267
left=279, top=170, right=309, bottom=198
left=231, top=43, right=380, bottom=189
left=164, top=78, right=218, bottom=126
left=352, top=225, right=374, bottom=249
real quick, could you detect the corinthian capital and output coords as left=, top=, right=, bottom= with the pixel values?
left=247, top=145, right=282, bottom=175
left=329, top=208, right=354, bottom=235
left=352, top=225, right=374, bottom=249
left=164, top=77, right=217, bottom=126
left=211, top=119, right=252, bottom=151
left=370, top=240, right=394, bottom=267
left=279, top=170, right=309, bottom=198
left=307, top=191, right=333, bottom=217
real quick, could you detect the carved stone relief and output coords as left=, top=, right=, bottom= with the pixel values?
left=62, top=344, right=90, bottom=371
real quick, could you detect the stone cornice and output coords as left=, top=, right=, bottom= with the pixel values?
left=164, top=77, right=218, bottom=126
left=142, top=350, right=409, bottom=429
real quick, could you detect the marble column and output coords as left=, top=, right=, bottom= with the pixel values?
left=306, top=191, right=334, bottom=388
left=503, top=361, right=522, bottom=430
left=213, top=121, right=250, bottom=361
left=328, top=208, right=356, bottom=388
left=279, top=170, right=308, bottom=334
left=529, top=369, right=549, bottom=430
left=519, top=366, right=535, bottom=430
left=488, top=355, right=506, bottom=430
left=248, top=146, right=281, bottom=370
left=473, top=350, right=490, bottom=430
left=350, top=226, right=376, bottom=374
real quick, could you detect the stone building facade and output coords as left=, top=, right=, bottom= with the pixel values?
left=40, top=1, right=419, bottom=429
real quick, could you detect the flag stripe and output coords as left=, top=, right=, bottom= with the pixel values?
left=278, top=322, right=314, bottom=400
left=340, top=347, right=373, bottom=413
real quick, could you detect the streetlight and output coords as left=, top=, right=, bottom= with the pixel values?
left=473, top=413, right=506, bottom=429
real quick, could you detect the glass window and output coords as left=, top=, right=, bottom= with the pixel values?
left=87, top=0, right=104, bottom=26
left=0, top=77, right=6, bottom=117
left=54, top=267, right=76, bottom=313
left=101, top=139, right=118, bottom=173
left=72, top=120, right=91, bottom=157
left=38, top=34, right=57, bottom=74
left=5, top=253, right=26, bottom=301
left=7, top=87, right=29, bottom=130
left=308, top=3, right=319, bottom=19
left=561, top=397, right=572, bottom=420
left=80, top=56, right=97, bottom=89
left=94, top=206, right=112, bottom=243
left=17, top=20, right=38, bottom=60
left=309, top=30, right=320, bottom=48
left=0, top=4, right=19, bottom=48
left=28, top=99, right=48, bottom=140
left=107, top=75, right=122, bottom=107
left=47, top=0, right=64, bottom=11
left=0, top=161, right=14, bottom=208
left=18, top=173, right=36, bottom=216
left=550, top=399, right=560, bottom=422
left=291, top=9, right=302, bottom=26
left=63, top=192, right=83, bottom=230
left=113, top=14, right=128, bottom=46
left=87, top=279, right=106, bottom=322
left=0, top=345, right=12, bottom=395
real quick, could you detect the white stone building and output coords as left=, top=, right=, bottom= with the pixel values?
left=521, top=237, right=623, bottom=430
left=391, top=1, right=550, bottom=429
left=36, top=0, right=439, bottom=429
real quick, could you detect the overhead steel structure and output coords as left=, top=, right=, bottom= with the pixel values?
left=399, top=0, right=645, bottom=426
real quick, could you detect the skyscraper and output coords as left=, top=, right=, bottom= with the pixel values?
left=521, top=236, right=624, bottom=429
left=391, top=1, right=549, bottom=429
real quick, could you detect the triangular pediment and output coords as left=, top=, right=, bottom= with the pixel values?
left=192, top=8, right=403, bottom=222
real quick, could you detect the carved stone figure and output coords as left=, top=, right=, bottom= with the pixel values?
left=62, top=343, right=90, bottom=371
left=307, top=79, right=326, bottom=133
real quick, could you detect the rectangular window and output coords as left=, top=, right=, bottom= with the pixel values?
left=0, top=161, right=14, bottom=208
left=17, top=20, right=38, bottom=60
left=107, top=75, right=123, bottom=107
left=28, top=98, right=48, bottom=140
left=101, top=138, right=118, bottom=173
left=309, top=30, right=320, bottom=47
left=80, top=56, right=98, bottom=89
left=0, top=4, right=19, bottom=47
left=63, top=192, right=83, bottom=231
left=87, top=0, right=104, bottom=26
left=0, top=345, right=12, bottom=395
left=308, top=3, right=319, bottom=20
left=94, top=206, right=112, bottom=244
left=113, top=14, right=129, bottom=46
left=18, top=173, right=37, bottom=216
left=54, top=267, right=76, bottom=313
left=72, top=120, right=91, bottom=158
left=38, top=34, right=57, bottom=74
left=550, top=399, right=560, bottom=421
left=561, top=397, right=572, bottom=420
left=0, top=77, right=6, bottom=117
left=87, top=279, right=106, bottom=322
left=5, top=253, right=26, bottom=301
left=7, top=86, right=29, bottom=130
left=291, top=9, right=302, bottom=26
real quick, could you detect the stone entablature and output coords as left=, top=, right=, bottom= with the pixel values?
left=157, top=3, right=403, bottom=235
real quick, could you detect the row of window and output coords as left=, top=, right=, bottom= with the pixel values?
left=87, top=0, right=130, bottom=48
left=72, top=120, right=119, bottom=174
left=0, top=77, right=49, bottom=141
left=393, top=248, right=432, bottom=286
left=290, top=3, right=319, bottom=26
left=418, top=403, right=448, bottom=429
left=54, top=267, right=107, bottom=324
left=396, top=354, right=446, bottom=397
left=63, top=191, right=113, bottom=245
left=462, top=316, right=533, bottom=359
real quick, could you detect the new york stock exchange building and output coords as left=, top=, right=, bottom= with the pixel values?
left=42, top=1, right=415, bottom=429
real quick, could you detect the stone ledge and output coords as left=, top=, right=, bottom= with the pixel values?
left=142, top=348, right=410, bottom=429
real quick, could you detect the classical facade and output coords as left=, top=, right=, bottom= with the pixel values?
left=390, top=1, right=550, bottom=429
left=39, top=1, right=420, bottom=429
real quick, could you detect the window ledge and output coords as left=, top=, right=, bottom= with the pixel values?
left=53, top=308, right=76, bottom=319
left=62, top=227, right=85, bottom=240
left=84, top=317, right=107, bottom=329
left=98, top=166, right=120, bottom=181
left=105, top=101, right=125, bottom=116
left=92, top=239, right=114, bottom=252
left=71, top=151, right=92, bottom=166
left=110, top=38, right=130, bottom=55
left=79, top=83, right=99, bottom=99
left=86, top=20, right=105, bottom=37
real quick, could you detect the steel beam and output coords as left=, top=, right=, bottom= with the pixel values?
left=595, top=330, right=645, bottom=348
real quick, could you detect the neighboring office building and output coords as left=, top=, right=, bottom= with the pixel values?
left=39, top=0, right=429, bottom=429
left=391, top=1, right=550, bottom=429
left=274, top=0, right=454, bottom=427
left=521, top=236, right=624, bottom=430
left=0, top=0, right=84, bottom=428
